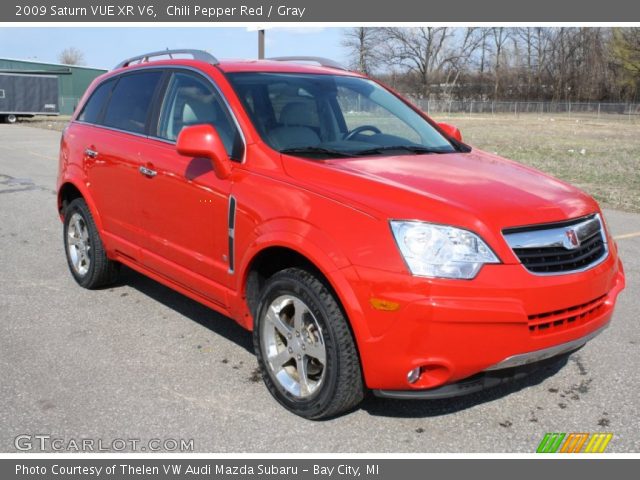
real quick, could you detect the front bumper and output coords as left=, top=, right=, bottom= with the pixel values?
left=373, top=324, right=606, bottom=399
left=343, top=245, right=625, bottom=392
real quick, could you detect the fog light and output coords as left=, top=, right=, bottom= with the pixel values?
left=407, top=367, right=421, bottom=384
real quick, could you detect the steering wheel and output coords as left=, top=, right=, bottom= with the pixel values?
left=343, top=125, right=382, bottom=141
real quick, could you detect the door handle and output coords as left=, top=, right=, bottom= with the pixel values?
left=139, top=166, right=157, bottom=177
left=84, top=148, right=98, bottom=158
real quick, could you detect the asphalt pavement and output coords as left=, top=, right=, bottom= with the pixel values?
left=1, top=124, right=638, bottom=452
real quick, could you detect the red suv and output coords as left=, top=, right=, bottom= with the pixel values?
left=57, top=50, right=625, bottom=419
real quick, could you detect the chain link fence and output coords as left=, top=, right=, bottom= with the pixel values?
left=411, top=99, right=640, bottom=120
left=50, top=96, right=640, bottom=121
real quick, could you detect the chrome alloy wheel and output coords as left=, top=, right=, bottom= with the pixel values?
left=261, top=295, right=327, bottom=398
left=66, top=212, right=91, bottom=276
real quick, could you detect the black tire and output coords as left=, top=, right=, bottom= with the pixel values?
left=253, top=267, right=364, bottom=419
left=6, top=114, right=17, bottom=124
left=63, top=198, right=119, bottom=289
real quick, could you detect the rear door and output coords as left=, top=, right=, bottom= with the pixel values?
left=79, top=70, right=164, bottom=259
left=136, top=69, right=245, bottom=306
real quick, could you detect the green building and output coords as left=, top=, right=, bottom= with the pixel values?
left=0, top=57, right=107, bottom=115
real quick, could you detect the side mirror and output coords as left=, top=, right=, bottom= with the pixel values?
left=437, top=122, right=463, bottom=143
left=176, top=124, right=232, bottom=179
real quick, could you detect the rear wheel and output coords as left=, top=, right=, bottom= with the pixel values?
left=5, top=114, right=17, bottom=124
left=63, top=198, right=119, bottom=288
left=254, top=268, right=364, bottom=419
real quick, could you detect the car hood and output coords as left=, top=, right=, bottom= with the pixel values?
left=282, top=149, right=599, bottom=233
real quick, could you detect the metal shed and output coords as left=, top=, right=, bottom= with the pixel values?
left=0, top=57, right=107, bottom=116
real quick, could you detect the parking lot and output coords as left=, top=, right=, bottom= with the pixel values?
left=0, top=124, right=638, bottom=452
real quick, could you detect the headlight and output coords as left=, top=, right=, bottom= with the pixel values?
left=390, top=220, right=499, bottom=279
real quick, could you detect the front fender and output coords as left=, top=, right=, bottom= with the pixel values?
left=232, top=221, right=373, bottom=343
left=240, top=217, right=352, bottom=273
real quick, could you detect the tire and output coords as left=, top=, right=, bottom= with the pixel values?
left=6, top=114, right=17, bottom=124
left=63, top=198, right=119, bottom=289
left=253, top=267, right=364, bottom=419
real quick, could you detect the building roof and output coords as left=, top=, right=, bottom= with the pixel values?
left=0, top=57, right=107, bottom=72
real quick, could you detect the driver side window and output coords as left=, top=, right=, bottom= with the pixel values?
left=157, top=71, right=244, bottom=161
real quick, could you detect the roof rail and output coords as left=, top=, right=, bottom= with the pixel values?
left=114, top=49, right=219, bottom=70
left=268, top=56, right=347, bottom=70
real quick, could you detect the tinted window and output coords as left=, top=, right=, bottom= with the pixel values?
left=103, top=71, right=163, bottom=134
left=157, top=72, right=243, bottom=160
left=77, top=78, right=115, bottom=124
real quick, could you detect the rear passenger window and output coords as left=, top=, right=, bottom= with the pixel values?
left=77, top=79, right=115, bottom=124
left=103, top=71, right=163, bottom=135
left=157, top=71, right=244, bottom=160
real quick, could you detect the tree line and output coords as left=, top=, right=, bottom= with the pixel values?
left=342, top=27, right=640, bottom=102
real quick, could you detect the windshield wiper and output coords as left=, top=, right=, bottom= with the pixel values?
left=354, top=145, right=451, bottom=156
left=279, top=147, right=356, bottom=158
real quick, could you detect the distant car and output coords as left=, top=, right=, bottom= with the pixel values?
left=56, top=50, right=625, bottom=419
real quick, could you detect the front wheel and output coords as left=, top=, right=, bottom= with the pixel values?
left=5, top=114, right=17, bottom=124
left=254, top=268, right=364, bottom=419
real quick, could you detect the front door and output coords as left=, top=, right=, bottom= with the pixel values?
left=136, top=70, right=245, bottom=306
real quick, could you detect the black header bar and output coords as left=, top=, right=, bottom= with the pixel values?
left=5, top=0, right=640, bottom=23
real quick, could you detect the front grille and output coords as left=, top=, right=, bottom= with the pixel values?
left=503, top=214, right=608, bottom=275
left=513, top=231, right=605, bottom=273
left=528, top=295, right=607, bottom=335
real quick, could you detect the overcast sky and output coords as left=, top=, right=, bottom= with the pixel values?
left=0, top=27, right=347, bottom=69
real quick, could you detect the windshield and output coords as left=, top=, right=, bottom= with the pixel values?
left=227, top=72, right=458, bottom=158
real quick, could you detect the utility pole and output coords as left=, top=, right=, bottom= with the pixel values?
left=258, top=29, right=265, bottom=59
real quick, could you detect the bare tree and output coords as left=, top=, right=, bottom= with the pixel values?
left=516, top=28, right=535, bottom=99
left=341, top=27, right=639, bottom=103
left=440, top=28, right=486, bottom=99
left=532, top=28, right=552, bottom=99
left=478, top=28, right=489, bottom=75
left=342, top=27, right=382, bottom=75
left=379, top=27, right=453, bottom=98
left=490, top=27, right=511, bottom=99
left=58, top=47, right=86, bottom=66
